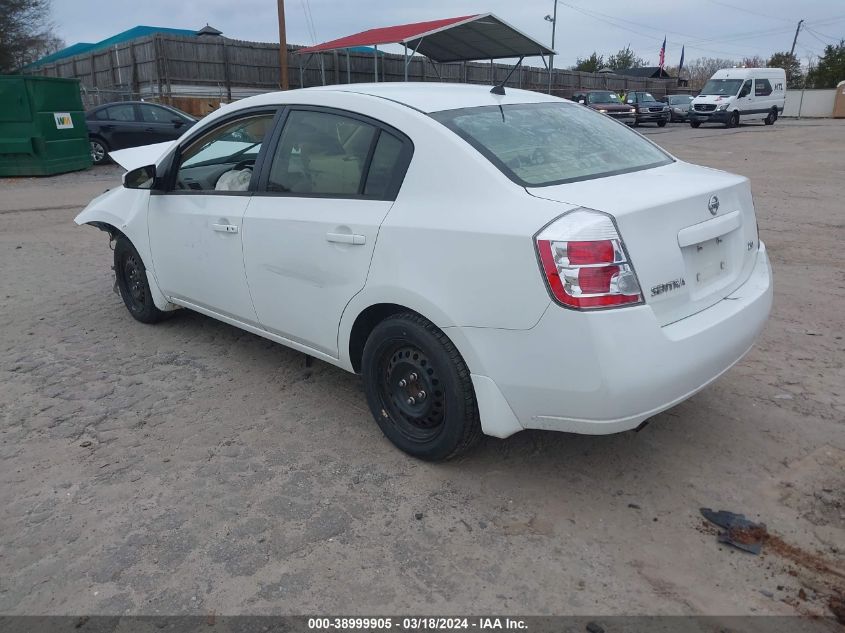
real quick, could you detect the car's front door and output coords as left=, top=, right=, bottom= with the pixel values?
left=147, top=109, right=278, bottom=323
left=138, top=104, right=189, bottom=143
left=242, top=107, right=412, bottom=357
left=735, top=79, right=755, bottom=119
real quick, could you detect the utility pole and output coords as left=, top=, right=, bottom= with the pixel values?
left=789, top=19, right=804, bottom=57
left=277, top=0, right=289, bottom=90
left=545, top=0, right=558, bottom=95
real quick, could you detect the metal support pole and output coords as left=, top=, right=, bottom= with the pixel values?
left=548, top=0, right=557, bottom=94
left=404, top=45, right=408, bottom=81
left=374, top=45, right=378, bottom=82
left=320, top=53, right=325, bottom=86
left=490, top=58, right=493, bottom=84
left=346, top=50, right=351, bottom=83
left=277, top=0, right=289, bottom=89
left=299, top=56, right=303, bottom=88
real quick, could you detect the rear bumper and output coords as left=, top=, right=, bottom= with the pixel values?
left=453, top=243, right=772, bottom=437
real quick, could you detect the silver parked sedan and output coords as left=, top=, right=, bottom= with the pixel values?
left=665, top=94, right=694, bottom=122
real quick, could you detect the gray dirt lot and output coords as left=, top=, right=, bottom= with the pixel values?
left=0, top=118, right=843, bottom=619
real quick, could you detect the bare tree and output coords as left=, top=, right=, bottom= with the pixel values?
left=0, top=0, right=64, bottom=72
left=685, top=57, right=740, bottom=90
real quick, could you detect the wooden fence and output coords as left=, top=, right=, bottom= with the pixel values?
left=29, top=34, right=677, bottom=114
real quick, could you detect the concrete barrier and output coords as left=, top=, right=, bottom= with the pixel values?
left=783, top=89, right=836, bottom=117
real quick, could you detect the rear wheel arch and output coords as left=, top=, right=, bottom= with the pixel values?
left=348, top=303, right=420, bottom=373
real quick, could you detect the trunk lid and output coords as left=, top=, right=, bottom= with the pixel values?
left=527, top=161, right=759, bottom=326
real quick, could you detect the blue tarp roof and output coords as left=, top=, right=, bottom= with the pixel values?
left=27, top=25, right=198, bottom=68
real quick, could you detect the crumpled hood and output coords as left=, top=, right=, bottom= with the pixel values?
left=109, top=141, right=176, bottom=171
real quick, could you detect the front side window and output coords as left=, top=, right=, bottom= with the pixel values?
left=106, top=104, right=136, bottom=122
left=140, top=104, right=174, bottom=123
left=267, top=110, right=377, bottom=196
left=700, top=79, right=743, bottom=96
left=432, top=102, right=672, bottom=187
left=174, top=113, right=275, bottom=192
left=739, top=80, right=753, bottom=97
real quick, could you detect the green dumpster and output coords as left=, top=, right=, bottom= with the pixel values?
left=0, top=76, right=92, bottom=176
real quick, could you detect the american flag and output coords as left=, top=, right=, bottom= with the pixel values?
left=659, top=37, right=666, bottom=69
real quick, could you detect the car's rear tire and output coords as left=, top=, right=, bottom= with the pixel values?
left=361, top=312, right=481, bottom=461
left=690, top=121, right=701, bottom=128
left=657, top=119, right=667, bottom=127
left=764, top=109, right=777, bottom=125
left=90, top=137, right=109, bottom=165
left=114, top=237, right=169, bottom=324
left=727, top=111, right=740, bottom=128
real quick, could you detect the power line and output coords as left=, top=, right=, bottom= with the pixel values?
left=702, top=0, right=793, bottom=23
left=559, top=2, right=794, bottom=59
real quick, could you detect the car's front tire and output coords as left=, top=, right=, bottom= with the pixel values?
left=90, top=137, right=109, bottom=165
left=727, top=111, right=740, bottom=128
left=361, top=312, right=481, bottom=461
left=114, top=237, right=169, bottom=324
left=657, top=119, right=667, bottom=127
left=690, top=121, right=701, bottom=128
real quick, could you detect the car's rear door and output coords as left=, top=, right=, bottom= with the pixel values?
left=100, top=103, right=142, bottom=150
left=242, top=106, right=413, bottom=357
left=147, top=107, right=279, bottom=324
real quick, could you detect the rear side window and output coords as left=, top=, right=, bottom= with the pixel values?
left=106, top=104, right=135, bottom=122
left=267, top=110, right=377, bottom=196
left=755, top=79, right=773, bottom=96
left=432, top=102, right=672, bottom=187
left=364, top=132, right=404, bottom=197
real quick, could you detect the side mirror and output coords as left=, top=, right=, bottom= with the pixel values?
left=123, top=165, right=157, bottom=190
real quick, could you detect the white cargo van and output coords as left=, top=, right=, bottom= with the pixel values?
left=689, top=68, right=786, bottom=128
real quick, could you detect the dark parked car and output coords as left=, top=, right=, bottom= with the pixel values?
left=623, top=91, right=669, bottom=127
left=572, top=91, right=636, bottom=125
left=661, top=94, right=694, bottom=122
left=86, top=102, right=197, bottom=165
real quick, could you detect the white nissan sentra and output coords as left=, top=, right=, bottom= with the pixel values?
left=76, top=83, right=772, bottom=460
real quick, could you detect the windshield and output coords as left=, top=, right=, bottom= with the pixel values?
left=668, top=95, right=693, bottom=104
left=432, top=102, right=672, bottom=187
left=700, top=79, right=743, bottom=96
left=587, top=92, right=622, bottom=105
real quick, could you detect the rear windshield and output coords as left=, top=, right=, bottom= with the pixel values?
left=431, top=102, right=672, bottom=187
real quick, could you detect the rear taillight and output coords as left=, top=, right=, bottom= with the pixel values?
left=535, top=209, right=643, bottom=310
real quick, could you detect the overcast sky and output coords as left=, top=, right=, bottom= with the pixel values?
left=52, top=0, right=843, bottom=67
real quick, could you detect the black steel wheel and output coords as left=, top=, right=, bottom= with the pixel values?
left=764, top=109, right=777, bottom=125
left=727, top=111, right=740, bottom=128
left=114, top=237, right=169, bottom=324
left=90, top=138, right=109, bottom=165
left=362, top=312, right=481, bottom=461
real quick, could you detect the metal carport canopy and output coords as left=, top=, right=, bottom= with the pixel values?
left=298, top=13, right=554, bottom=62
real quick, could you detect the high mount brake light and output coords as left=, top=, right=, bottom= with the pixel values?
left=535, top=209, right=643, bottom=310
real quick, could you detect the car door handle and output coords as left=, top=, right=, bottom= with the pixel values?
left=212, top=223, right=239, bottom=234
left=326, top=232, right=365, bottom=245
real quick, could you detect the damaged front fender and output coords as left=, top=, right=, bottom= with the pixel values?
left=75, top=187, right=176, bottom=312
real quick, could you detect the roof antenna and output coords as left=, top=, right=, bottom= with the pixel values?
left=491, top=56, right=524, bottom=95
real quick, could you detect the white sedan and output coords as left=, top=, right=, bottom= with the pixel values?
left=76, top=83, right=772, bottom=460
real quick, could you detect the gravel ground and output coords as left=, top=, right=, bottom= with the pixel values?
left=0, top=118, right=843, bottom=620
